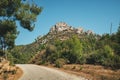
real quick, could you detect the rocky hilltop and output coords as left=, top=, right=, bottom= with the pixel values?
left=35, top=22, right=95, bottom=45
left=49, top=22, right=94, bottom=35
left=50, top=22, right=73, bottom=33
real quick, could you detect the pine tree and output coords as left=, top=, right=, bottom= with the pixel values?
left=0, top=0, right=42, bottom=58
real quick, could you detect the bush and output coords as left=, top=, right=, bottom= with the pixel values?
left=0, top=50, right=5, bottom=57
left=87, top=52, right=100, bottom=64
left=86, top=45, right=120, bottom=69
left=112, top=55, right=120, bottom=69
left=76, top=54, right=86, bottom=64
left=55, top=58, right=66, bottom=68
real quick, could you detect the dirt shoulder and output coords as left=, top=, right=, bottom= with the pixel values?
left=46, top=64, right=120, bottom=80
left=61, top=64, right=120, bottom=80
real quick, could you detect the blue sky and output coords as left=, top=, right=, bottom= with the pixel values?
left=15, top=0, right=120, bottom=45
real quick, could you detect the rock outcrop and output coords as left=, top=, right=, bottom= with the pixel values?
left=75, top=27, right=84, bottom=34
left=50, top=22, right=73, bottom=33
left=35, top=22, right=94, bottom=45
left=49, top=22, right=94, bottom=35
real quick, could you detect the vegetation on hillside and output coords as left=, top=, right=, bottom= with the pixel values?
left=41, top=33, right=120, bottom=69
left=9, top=23, right=120, bottom=70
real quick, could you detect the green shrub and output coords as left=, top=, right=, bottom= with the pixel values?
left=0, top=50, right=5, bottom=57
left=87, top=45, right=120, bottom=69
left=112, top=55, right=120, bottom=69
left=76, top=54, right=86, bottom=64
left=55, top=58, right=66, bottom=68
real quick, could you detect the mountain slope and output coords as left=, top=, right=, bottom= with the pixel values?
left=28, top=22, right=99, bottom=65
left=9, top=22, right=120, bottom=70
left=9, top=22, right=96, bottom=64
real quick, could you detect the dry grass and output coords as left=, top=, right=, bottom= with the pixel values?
left=0, top=67, right=23, bottom=80
left=62, top=64, right=120, bottom=80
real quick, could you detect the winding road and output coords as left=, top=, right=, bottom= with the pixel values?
left=17, top=64, right=87, bottom=80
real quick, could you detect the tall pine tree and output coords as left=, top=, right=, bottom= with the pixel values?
left=0, top=0, right=42, bottom=58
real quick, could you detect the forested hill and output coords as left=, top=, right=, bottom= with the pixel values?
left=9, top=22, right=120, bottom=69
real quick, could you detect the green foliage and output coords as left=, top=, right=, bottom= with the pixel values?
left=0, top=50, right=5, bottom=56
left=87, top=45, right=118, bottom=68
left=10, top=45, right=35, bottom=64
left=55, top=58, right=66, bottom=68
left=8, top=23, right=120, bottom=70
left=15, top=2, right=43, bottom=31
left=30, top=4, right=43, bottom=15
left=45, top=44, right=60, bottom=63
left=37, top=31, right=120, bottom=69
left=61, top=36, right=83, bottom=63
left=0, top=0, right=42, bottom=58
left=103, top=45, right=114, bottom=57
left=6, top=51, right=15, bottom=66
left=112, top=55, right=120, bottom=69
left=0, top=0, right=21, bottom=17
left=0, top=20, right=17, bottom=50
left=115, top=24, right=120, bottom=55
left=116, top=24, right=120, bottom=44
left=41, top=35, right=86, bottom=64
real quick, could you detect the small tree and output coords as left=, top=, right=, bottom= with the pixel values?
left=115, top=23, right=120, bottom=55
left=116, top=24, right=120, bottom=43
left=61, top=36, right=83, bottom=64
left=0, top=0, right=42, bottom=59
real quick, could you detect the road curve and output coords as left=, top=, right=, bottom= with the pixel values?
left=17, top=64, right=87, bottom=80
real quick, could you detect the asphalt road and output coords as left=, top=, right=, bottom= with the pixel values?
left=17, top=64, right=88, bottom=80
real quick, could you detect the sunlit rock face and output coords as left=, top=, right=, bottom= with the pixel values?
left=50, top=22, right=94, bottom=35
left=86, top=30, right=94, bottom=35
left=50, top=22, right=73, bottom=33
left=75, top=27, right=84, bottom=34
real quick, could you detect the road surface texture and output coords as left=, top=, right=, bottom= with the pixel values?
left=17, top=64, right=88, bottom=80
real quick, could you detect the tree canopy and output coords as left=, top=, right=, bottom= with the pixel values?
left=0, top=0, right=42, bottom=57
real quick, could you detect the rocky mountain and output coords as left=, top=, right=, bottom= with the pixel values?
left=49, top=22, right=94, bottom=35
left=7, top=22, right=120, bottom=80
left=50, top=22, right=73, bottom=33
left=35, top=22, right=95, bottom=45
left=28, top=22, right=85, bottom=64
left=9, top=22, right=98, bottom=64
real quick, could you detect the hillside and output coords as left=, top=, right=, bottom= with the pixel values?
left=7, top=22, right=120, bottom=80
left=9, top=22, right=96, bottom=63
left=9, top=22, right=120, bottom=69
left=29, top=22, right=99, bottom=64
